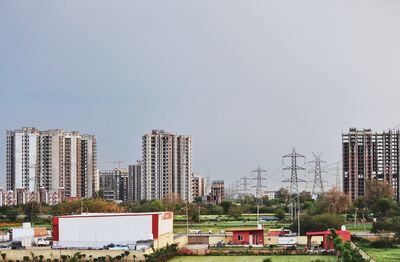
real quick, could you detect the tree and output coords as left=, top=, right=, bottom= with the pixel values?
left=372, top=217, right=400, bottom=243
left=276, top=188, right=290, bottom=203
left=24, top=201, right=41, bottom=222
left=161, top=193, right=183, bottom=212
left=292, top=213, right=343, bottom=235
left=299, top=191, right=312, bottom=203
left=220, top=201, right=232, bottom=214
left=317, top=187, right=349, bottom=214
left=274, top=208, right=286, bottom=221
left=193, top=196, right=203, bottom=205
left=228, top=205, right=243, bottom=220
left=365, top=180, right=394, bottom=216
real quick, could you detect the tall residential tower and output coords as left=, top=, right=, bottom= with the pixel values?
left=6, top=127, right=97, bottom=199
left=142, top=130, right=192, bottom=202
left=342, top=128, right=400, bottom=201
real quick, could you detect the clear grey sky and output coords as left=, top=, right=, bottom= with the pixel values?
left=1, top=1, right=400, bottom=191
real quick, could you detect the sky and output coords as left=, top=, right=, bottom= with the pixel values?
left=1, top=1, right=400, bottom=192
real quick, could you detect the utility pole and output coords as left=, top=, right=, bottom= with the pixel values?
left=336, top=162, right=341, bottom=190
left=309, top=153, right=326, bottom=198
left=252, top=167, right=267, bottom=198
left=282, top=147, right=306, bottom=236
left=240, top=175, right=251, bottom=195
left=186, top=201, right=189, bottom=234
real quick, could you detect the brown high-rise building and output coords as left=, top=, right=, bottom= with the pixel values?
left=210, top=180, right=224, bottom=205
left=342, top=128, right=400, bottom=201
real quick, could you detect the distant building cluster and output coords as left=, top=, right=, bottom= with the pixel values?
left=342, top=128, right=400, bottom=201
left=99, top=130, right=213, bottom=203
left=3, top=127, right=223, bottom=205
left=0, top=187, right=64, bottom=206
left=4, top=127, right=97, bottom=203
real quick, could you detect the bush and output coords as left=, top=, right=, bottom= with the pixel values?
left=292, top=213, right=343, bottom=235
left=370, top=239, right=394, bottom=248
left=263, top=258, right=272, bottom=262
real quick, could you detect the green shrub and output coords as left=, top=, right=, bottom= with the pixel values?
left=370, top=239, right=394, bottom=248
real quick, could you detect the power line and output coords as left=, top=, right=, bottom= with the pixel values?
left=309, top=153, right=326, bottom=197
left=252, top=167, right=267, bottom=198
left=282, top=147, right=306, bottom=236
left=240, top=175, right=252, bottom=195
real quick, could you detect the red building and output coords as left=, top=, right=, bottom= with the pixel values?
left=306, top=230, right=351, bottom=250
left=268, top=228, right=291, bottom=237
left=229, top=229, right=264, bottom=245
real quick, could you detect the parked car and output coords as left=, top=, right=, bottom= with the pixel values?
left=0, top=243, right=10, bottom=250
left=37, top=237, right=51, bottom=247
left=104, top=243, right=129, bottom=250
left=10, top=241, right=25, bottom=250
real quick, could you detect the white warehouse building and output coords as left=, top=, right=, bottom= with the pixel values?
left=52, top=212, right=173, bottom=250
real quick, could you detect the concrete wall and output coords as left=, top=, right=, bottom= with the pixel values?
left=154, top=232, right=174, bottom=249
left=174, top=235, right=188, bottom=248
left=0, top=248, right=151, bottom=261
left=209, top=235, right=225, bottom=245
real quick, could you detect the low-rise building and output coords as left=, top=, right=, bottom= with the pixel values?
left=191, top=174, right=206, bottom=200
left=52, top=212, right=173, bottom=250
left=0, top=188, right=64, bottom=206
left=210, top=180, right=224, bottom=205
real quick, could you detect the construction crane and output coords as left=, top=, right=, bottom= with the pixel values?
left=103, top=161, right=124, bottom=169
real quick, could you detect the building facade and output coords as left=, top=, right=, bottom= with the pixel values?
left=6, top=127, right=39, bottom=192
left=39, top=129, right=65, bottom=193
left=343, top=128, right=400, bottom=200
left=210, top=180, right=224, bottom=205
left=99, top=168, right=129, bottom=201
left=80, top=135, right=97, bottom=198
left=0, top=187, right=64, bottom=206
left=142, top=130, right=192, bottom=202
left=191, top=174, right=206, bottom=200
left=128, top=161, right=143, bottom=202
left=6, top=127, right=97, bottom=200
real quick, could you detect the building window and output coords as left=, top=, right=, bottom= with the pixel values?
left=238, top=235, right=243, bottom=241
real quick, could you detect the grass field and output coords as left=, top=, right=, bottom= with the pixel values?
left=169, top=255, right=336, bottom=262
left=359, top=246, right=400, bottom=262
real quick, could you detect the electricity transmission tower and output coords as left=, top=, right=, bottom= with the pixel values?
left=282, top=147, right=306, bottom=235
left=240, top=175, right=251, bottom=195
left=252, top=167, right=267, bottom=198
left=231, top=179, right=240, bottom=195
left=309, top=153, right=326, bottom=197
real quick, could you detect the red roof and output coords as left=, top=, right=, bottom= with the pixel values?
left=306, top=230, right=349, bottom=236
left=227, top=228, right=264, bottom=232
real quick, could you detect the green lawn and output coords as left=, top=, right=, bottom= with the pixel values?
left=345, top=223, right=372, bottom=233
left=169, top=256, right=335, bottom=262
left=360, top=247, right=400, bottom=262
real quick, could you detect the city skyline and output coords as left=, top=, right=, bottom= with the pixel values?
left=2, top=1, right=400, bottom=191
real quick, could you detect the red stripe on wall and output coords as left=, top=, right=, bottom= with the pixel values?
left=52, top=217, right=59, bottom=241
left=152, top=214, right=159, bottom=239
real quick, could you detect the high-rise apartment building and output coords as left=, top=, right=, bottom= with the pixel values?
left=191, top=174, right=206, bottom=200
left=128, top=161, right=143, bottom=202
left=6, top=127, right=39, bottom=192
left=99, top=168, right=129, bottom=201
left=64, top=132, right=81, bottom=197
left=80, top=135, right=97, bottom=198
left=6, top=127, right=97, bottom=199
left=142, top=130, right=192, bottom=202
left=343, top=128, right=400, bottom=201
left=39, top=129, right=65, bottom=193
